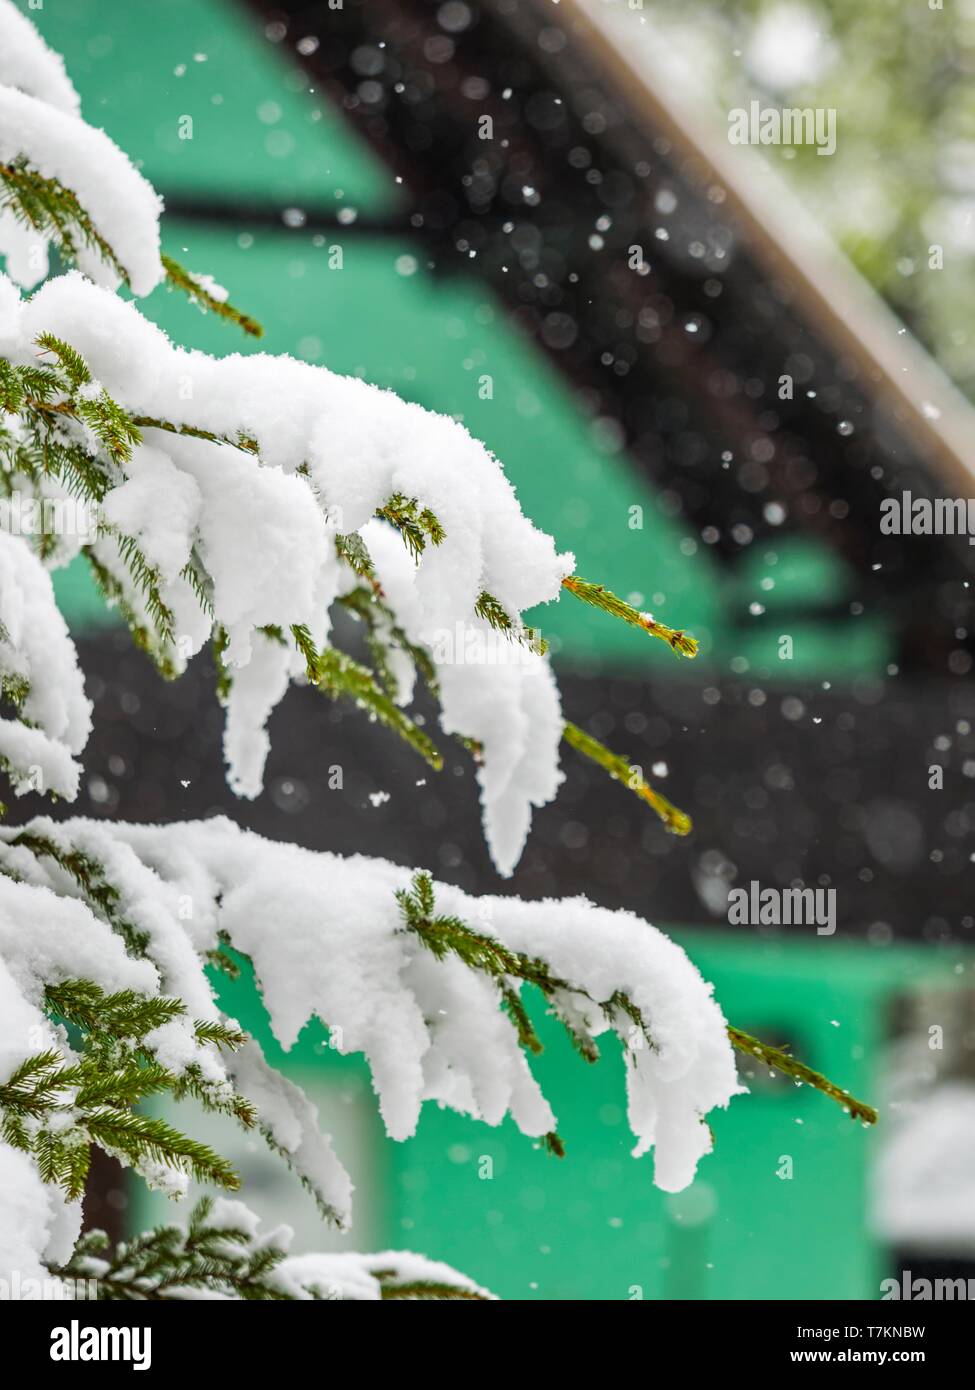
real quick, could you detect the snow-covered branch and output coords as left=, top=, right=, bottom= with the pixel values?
left=55, top=1196, right=496, bottom=1301
left=1, top=813, right=742, bottom=1282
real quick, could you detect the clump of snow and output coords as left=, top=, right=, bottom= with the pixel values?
left=439, top=649, right=564, bottom=877
left=0, top=532, right=91, bottom=798
left=0, top=0, right=80, bottom=115
left=0, top=87, right=162, bottom=293
left=100, top=446, right=202, bottom=584
left=0, top=1142, right=80, bottom=1288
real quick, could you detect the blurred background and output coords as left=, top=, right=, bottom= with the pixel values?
left=15, top=0, right=975, bottom=1298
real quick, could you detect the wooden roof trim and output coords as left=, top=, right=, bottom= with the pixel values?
left=548, top=0, right=975, bottom=495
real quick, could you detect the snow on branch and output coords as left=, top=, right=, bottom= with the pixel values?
left=55, top=1195, right=496, bottom=1301
left=0, top=263, right=694, bottom=873
left=0, top=814, right=875, bottom=1289
left=0, top=813, right=740, bottom=1281
left=0, top=530, right=90, bottom=798
left=0, top=83, right=163, bottom=296
left=0, top=0, right=80, bottom=118
left=0, top=0, right=258, bottom=333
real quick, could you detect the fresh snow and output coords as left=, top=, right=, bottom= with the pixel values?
left=0, top=1, right=162, bottom=294
left=1, top=268, right=573, bottom=873
left=0, top=811, right=741, bottom=1289
left=0, top=0, right=80, bottom=116
left=0, top=89, right=163, bottom=294
left=66, top=1193, right=495, bottom=1300
left=0, top=532, right=91, bottom=798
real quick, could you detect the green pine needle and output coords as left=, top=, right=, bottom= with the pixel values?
left=562, top=719, right=692, bottom=836
left=161, top=254, right=263, bottom=339
left=562, top=574, right=699, bottom=657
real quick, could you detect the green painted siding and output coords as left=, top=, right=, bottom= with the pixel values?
left=25, top=0, right=397, bottom=208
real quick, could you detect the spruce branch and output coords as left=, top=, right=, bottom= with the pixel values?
left=85, top=1108, right=240, bottom=1189
left=562, top=719, right=692, bottom=836
left=180, top=551, right=214, bottom=617
left=0, top=156, right=127, bottom=280
left=108, top=528, right=177, bottom=644
left=0, top=976, right=254, bottom=1199
left=541, top=1132, right=566, bottom=1159
left=338, top=584, right=439, bottom=700
left=10, top=376, right=256, bottom=465
left=5, top=336, right=140, bottom=470
left=562, top=575, right=699, bottom=657
left=206, top=935, right=242, bottom=980
left=132, top=414, right=259, bottom=454
left=291, top=624, right=443, bottom=770
left=727, top=1027, right=878, bottom=1125
left=45, top=979, right=184, bottom=1038
left=0, top=1050, right=79, bottom=1119
left=396, top=872, right=877, bottom=1138
left=0, top=340, right=187, bottom=665
left=212, top=624, right=233, bottom=703
left=54, top=1198, right=493, bottom=1300
left=85, top=549, right=179, bottom=679
left=160, top=253, right=263, bottom=339
left=0, top=157, right=261, bottom=335
left=63, top=1204, right=292, bottom=1301
left=377, top=493, right=446, bottom=559
left=334, top=526, right=439, bottom=696
left=335, top=532, right=382, bottom=591
left=193, top=1019, right=248, bottom=1050
left=252, top=1119, right=347, bottom=1229
left=394, top=869, right=654, bottom=1130
left=377, top=1280, right=492, bottom=1301
left=34, top=332, right=92, bottom=389
left=10, top=829, right=151, bottom=954
left=475, top=590, right=548, bottom=655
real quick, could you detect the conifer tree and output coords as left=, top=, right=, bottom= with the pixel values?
left=0, top=2, right=874, bottom=1300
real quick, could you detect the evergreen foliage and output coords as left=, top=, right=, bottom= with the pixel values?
left=55, top=1195, right=492, bottom=1300
left=1, top=978, right=248, bottom=1202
